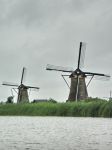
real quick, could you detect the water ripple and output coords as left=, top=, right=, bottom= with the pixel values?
left=0, top=117, right=112, bottom=150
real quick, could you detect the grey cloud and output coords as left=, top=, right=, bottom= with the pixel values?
left=0, top=0, right=97, bottom=27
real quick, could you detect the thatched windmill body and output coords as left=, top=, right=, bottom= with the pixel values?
left=46, top=42, right=110, bottom=102
left=2, top=67, right=40, bottom=103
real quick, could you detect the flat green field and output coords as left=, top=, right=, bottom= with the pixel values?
left=0, top=99, right=112, bottom=117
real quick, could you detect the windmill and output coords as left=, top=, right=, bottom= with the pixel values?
left=2, top=67, right=40, bottom=103
left=109, top=91, right=112, bottom=101
left=104, top=91, right=112, bottom=101
left=46, top=42, right=110, bottom=102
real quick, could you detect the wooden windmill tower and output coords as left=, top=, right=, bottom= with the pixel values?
left=2, top=67, right=40, bottom=103
left=46, top=42, right=110, bottom=102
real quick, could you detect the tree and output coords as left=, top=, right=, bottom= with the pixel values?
left=6, top=96, right=14, bottom=104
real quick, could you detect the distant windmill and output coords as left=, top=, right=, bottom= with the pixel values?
left=104, top=91, right=112, bottom=101
left=2, top=67, right=40, bottom=103
left=46, top=42, right=110, bottom=102
left=109, top=91, right=112, bottom=100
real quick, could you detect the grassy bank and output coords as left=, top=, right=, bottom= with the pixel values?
left=0, top=99, right=112, bottom=117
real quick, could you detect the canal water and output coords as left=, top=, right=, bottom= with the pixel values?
left=0, top=117, right=112, bottom=150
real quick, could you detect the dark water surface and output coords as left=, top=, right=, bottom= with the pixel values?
left=0, top=117, right=112, bottom=150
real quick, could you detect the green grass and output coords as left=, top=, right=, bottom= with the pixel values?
left=0, top=99, right=112, bottom=117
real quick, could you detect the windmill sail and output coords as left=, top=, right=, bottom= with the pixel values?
left=2, top=81, right=19, bottom=87
left=26, top=86, right=40, bottom=89
left=46, top=64, right=74, bottom=72
left=85, top=72, right=110, bottom=81
left=21, top=67, right=26, bottom=84
left=77, top=42, right=86, bottom=69
left=92, top=75, right=110, bottom=81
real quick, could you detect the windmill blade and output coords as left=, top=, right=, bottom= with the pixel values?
left=26, top=86, right=40, bottom=92
left=26, top=86, right=40, bottom=89
left=21, top=67, right=26, bottom=84
left=46, top=64, right=74, bottom=72
left=85, top=72, right=110, bottom=81
left=2, top=81, right=19, bottom=87
left=77, top=42, right=86, bottom=69
left=93, top=75, right=110, bottom=81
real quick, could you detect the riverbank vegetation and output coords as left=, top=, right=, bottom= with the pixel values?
left=0, top=98, right=112, bottom=117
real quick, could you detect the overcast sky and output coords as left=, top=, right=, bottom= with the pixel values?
left=0, top=0, right=112, bottom=102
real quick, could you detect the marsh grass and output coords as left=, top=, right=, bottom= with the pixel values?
left=0, top=99, right=112, bottom=117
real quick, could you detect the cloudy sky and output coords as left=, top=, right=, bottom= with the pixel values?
left=0, top=0, right=112, bottom=102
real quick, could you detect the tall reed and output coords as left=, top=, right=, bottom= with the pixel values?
left=0, top=100, right=112, bottom=117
